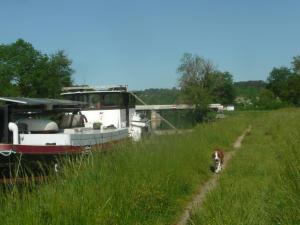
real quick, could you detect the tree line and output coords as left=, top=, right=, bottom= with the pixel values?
left=233, top=57, right=300, bottom=110
left=1, top=39, right=300, bottom=116
left=175, top=53, right=300, bottom=112
left=0, top=40, right=236, bottom=123
left=138, top=53, right=300, bottom=121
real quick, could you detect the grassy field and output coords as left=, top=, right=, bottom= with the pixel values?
left=1, top=110, right=299, bottom=225
left=0, top=112, right=251, bottom=225
left=189, top=109, right=300, bottom=225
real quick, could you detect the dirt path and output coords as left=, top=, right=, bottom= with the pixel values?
left=175, top=125, right=252, bottom=225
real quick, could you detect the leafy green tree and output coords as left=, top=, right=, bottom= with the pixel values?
left=177, top=53, right=213, bottom=121
left=0, top=42, right=21, bottom=96
left=0, top=39, right=73, bottom=98
left=258, top=89, right=273, bottom=107
left=257, top=89, right=282, bottom=109
left=177, top=53, right=235, bottom=105
left=177, top=53, right=235, bottom=121
left=292, top=56, right=300, bottom=75
left=178, top=53, right=215, bottom=92
left=286, top=74, right=300, bottom=105
left=266, top=56, right=300, bottom=106
left=266, top=67, right=292, bottom=101
left=210, top=71, right=235, bottom=105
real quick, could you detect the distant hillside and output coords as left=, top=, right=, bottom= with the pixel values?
left=234, top=80, right=266, bottom=89
left=234, top=80, right=266, bottom=99
left=134, top=80, right=266, bottom=105
left=134, top=88, right=179, bottom=105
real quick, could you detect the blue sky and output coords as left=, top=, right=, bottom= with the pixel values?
left=1, top=0, right=300, bottom=90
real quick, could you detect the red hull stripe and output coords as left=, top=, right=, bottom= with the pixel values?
left=0, top=144, right=12, bottom=151
left=0, top=144, right=82, bottom=155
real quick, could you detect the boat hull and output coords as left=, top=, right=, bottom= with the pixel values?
left=0, top=128, right=129, bottom=178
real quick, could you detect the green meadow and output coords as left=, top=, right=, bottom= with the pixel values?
left=0, top=110, right=299, bottom=225
left=190, top=109, right=300, bottom=225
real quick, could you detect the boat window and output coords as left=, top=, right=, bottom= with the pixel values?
left=129, top=94, right=136, bottom=107
left=88, top=94, right=102, bottom=109
left=103, top=93, right=122, bottom=107
left=78, top=94, right=88, bottom=103
left=63, top=94, right=73, bottom=101
left=63, top=94, right=84, bottom=102
left=0, top=108, right=4, bottom=142
left=62, top=92, right=130, bottom=109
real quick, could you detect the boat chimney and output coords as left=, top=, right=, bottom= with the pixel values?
left=8, top=122, right=19, bottom=145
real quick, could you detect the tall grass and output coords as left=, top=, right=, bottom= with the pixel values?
left=0, top=113, right=251, bottom=225
left=189, top=109, right=300, bottom=225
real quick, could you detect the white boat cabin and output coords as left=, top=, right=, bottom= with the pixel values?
left=61, top=85, right=149, bottom=141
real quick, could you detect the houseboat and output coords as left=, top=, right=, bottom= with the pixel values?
left=61, top=85, right=149, bottom=141
left=0, top=97, right=124, bottom=174
left=0, top=86, right=149, bottom=174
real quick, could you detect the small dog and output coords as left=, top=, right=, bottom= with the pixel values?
left=212, top=149, right=224, bottom=173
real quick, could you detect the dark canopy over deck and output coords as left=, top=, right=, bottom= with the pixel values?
left=0, top=97, right=87, bottom=144
left=0, top=97, right=86, bottom=109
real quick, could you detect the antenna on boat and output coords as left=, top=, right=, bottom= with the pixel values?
left=129, top=91, right=178, bottom=131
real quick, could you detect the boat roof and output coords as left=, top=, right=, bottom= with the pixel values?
left=61, top=85, right=128, bottom=95
left=0, top=97, right=86, bottom=107
left=61, top=90, right=129, bottom=95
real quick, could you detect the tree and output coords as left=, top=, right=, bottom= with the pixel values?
left=0, top=41, right=21, bottom=96
left=257, top=89, right=282, bottom=109
left=292, top=56, right=300, bottom=75
left=210, top=71, right=235, bottom=105
left=0, top=39, right=73, bottom=98
left=177, top=53, right=212, bottom=121
left=178, top=53, right=215, bottom=93
left=286, top=74, right=300, bottom=105
left=177, top=53, right=235, bottom=121
left=266, top=67, right=292, bottom=101
left=266, top=56, right=300, bottom=106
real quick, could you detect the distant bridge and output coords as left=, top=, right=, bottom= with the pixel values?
left=135, top=104, right=195, bottom=111
left=130, top=90, right=196, bottom=130
left=135, top=104, right=195, bottom=130
left=135, top=104, right=225, bottom=130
